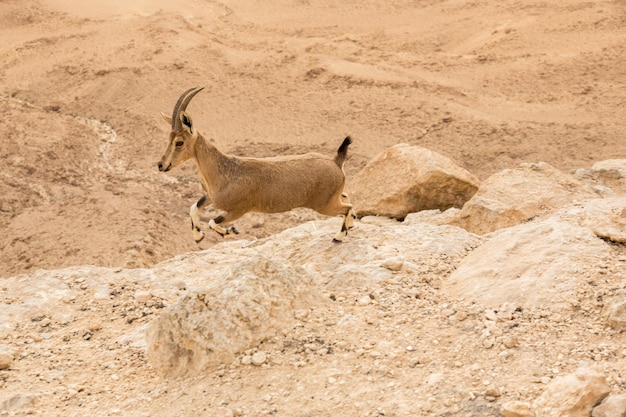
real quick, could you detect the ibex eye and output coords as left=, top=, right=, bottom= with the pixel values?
left=175, top=141, right=184, bottom=148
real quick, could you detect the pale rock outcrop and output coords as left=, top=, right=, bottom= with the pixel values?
left=450, top=162, right=598, bottom=235
left=0, top=271, right=77, bottom=338
left=348, top=144, right=479, bottom=219
left=445, top=216, right=610, bottom=310
left=574, top=159, right=626, bottom=196
left=145, top=219, right=480, bottom=376
left=592, top=394, right=626, bottom=417
left=146, top=257, right=320, bottom=377
left=0, top=393, right=38, bottom=413
left=555, top=197, right=626, bottom=243
left=603, top=290, right=626, bottom=331
left=534, top=367, right=610, bottom=417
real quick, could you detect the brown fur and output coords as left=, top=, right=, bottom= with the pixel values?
left=158, top=88, right=355, bottom=242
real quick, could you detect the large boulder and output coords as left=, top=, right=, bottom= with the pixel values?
left=450, top=162, right=598, bottom=235
left=146, top=257, right=320, bottom=377
left=534, top=368, right=610, bottom=417
left=348, top=144, right=480, bottom=219
left=444, top=216, right=610, bottom=311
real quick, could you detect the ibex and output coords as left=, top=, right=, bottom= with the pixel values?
left=157, top=87, right=356, bottom=243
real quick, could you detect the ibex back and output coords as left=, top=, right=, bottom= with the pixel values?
left=157, top=87, right=356, bottom=242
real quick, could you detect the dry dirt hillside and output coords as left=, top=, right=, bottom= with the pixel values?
left=1, top=0, right=625, bottom=276
left=1, top=0, right=626, bottom=416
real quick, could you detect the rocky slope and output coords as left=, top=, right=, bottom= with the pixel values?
left=2, top=160, right=626, bottom=415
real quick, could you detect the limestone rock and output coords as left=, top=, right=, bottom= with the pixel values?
left=451, top=162, right=598, bottom=235
left=0, top=272, right=76, bottom=334
left=574, top=159, right=626, bottom=196
left=603, top=290, right=626, bottom=331
left=146, top=257, right=319, bottom=377
left=251, top=351, right=267, bottom=366
left=445, top=216, right=610, bottom=310
left=592, top=394, right=626, bottom=417
left=0, top=356, right=11, bottom=371
left=0, top=348, right=13, bottom=370
left=556, top=197, right=626, bottom=243
left=534, top=367, right=610, bottom=417
left=348, top=144, right=479, bottom=219
left=501, top=401, right=535, bottom=417
left=0, top=393, right=38, bottom=413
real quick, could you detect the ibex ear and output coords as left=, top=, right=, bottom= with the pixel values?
left=161, top=112, right=172, bottom=125
left=179, top=111, right=194, bottom=135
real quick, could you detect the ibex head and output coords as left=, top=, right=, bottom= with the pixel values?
left=157, top=86, right=205, bottom=172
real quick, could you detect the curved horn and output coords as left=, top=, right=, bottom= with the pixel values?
left=171, top=87, right=196, bottom=129
left=171, top=86, right=205, bottom=131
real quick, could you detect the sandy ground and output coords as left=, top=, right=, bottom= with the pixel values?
left=1, top=0, right=626, bottom=416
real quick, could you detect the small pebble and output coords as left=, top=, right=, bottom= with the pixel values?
left=502, top=335, right=518, bottom=349
left=134, top=290, right=152, bottom=302
left=252, top=351, right=267, bottom=366
left=88, top=322, right=103, bottom=332
left=485, top=387, right=501, bottom=397
left=382, top=257, right=404, bottom=271
left=485, top=310, right=498, bottom=321
left=500, top=401, right=534, bottom=417
left=316, top=347, right=329, bottom=355
left=0, top=352, right=13, bottom=370
left=357, top=296, right=371, bottom=306
left=455, top=311, right=468, bottom=321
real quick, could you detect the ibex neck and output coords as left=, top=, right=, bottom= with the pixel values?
left=192, top=133, right=229, bottom=195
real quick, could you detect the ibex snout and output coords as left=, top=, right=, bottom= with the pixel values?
left=157, top=161, right=171, bottom=172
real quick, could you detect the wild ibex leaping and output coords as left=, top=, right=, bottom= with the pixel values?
left=157, top=87, right=356, bottom=242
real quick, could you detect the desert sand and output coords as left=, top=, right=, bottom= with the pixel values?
left=2, top=0, right=625, bottom=277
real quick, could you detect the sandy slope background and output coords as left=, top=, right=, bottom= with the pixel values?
left=1, top=0, right=625, bottom=277
left=1, top=1, right=626, bottom=416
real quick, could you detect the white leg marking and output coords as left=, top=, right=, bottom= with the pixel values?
left=332, top=229, right=347, bottom=242
left=209, top=218, right=226, bottom=234
left=209, top=219, right=239, bottom=236
left=190, top=202, right=205, bottom=242
left=345, top=207, right=356, bottom=229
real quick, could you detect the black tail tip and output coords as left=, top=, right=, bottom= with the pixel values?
left=338, top=136, right=352, bottom=154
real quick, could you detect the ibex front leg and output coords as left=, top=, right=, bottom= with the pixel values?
left=190, top=194, right=211, bottom=243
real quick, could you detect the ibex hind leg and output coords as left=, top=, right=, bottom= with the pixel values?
left=209, top=213, right=242, bottom=237
left=332, top=193, right=355, bottom=243
left=341, top=192, right=356, bottom=230
left=190, top=194, right=210, bottom=243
